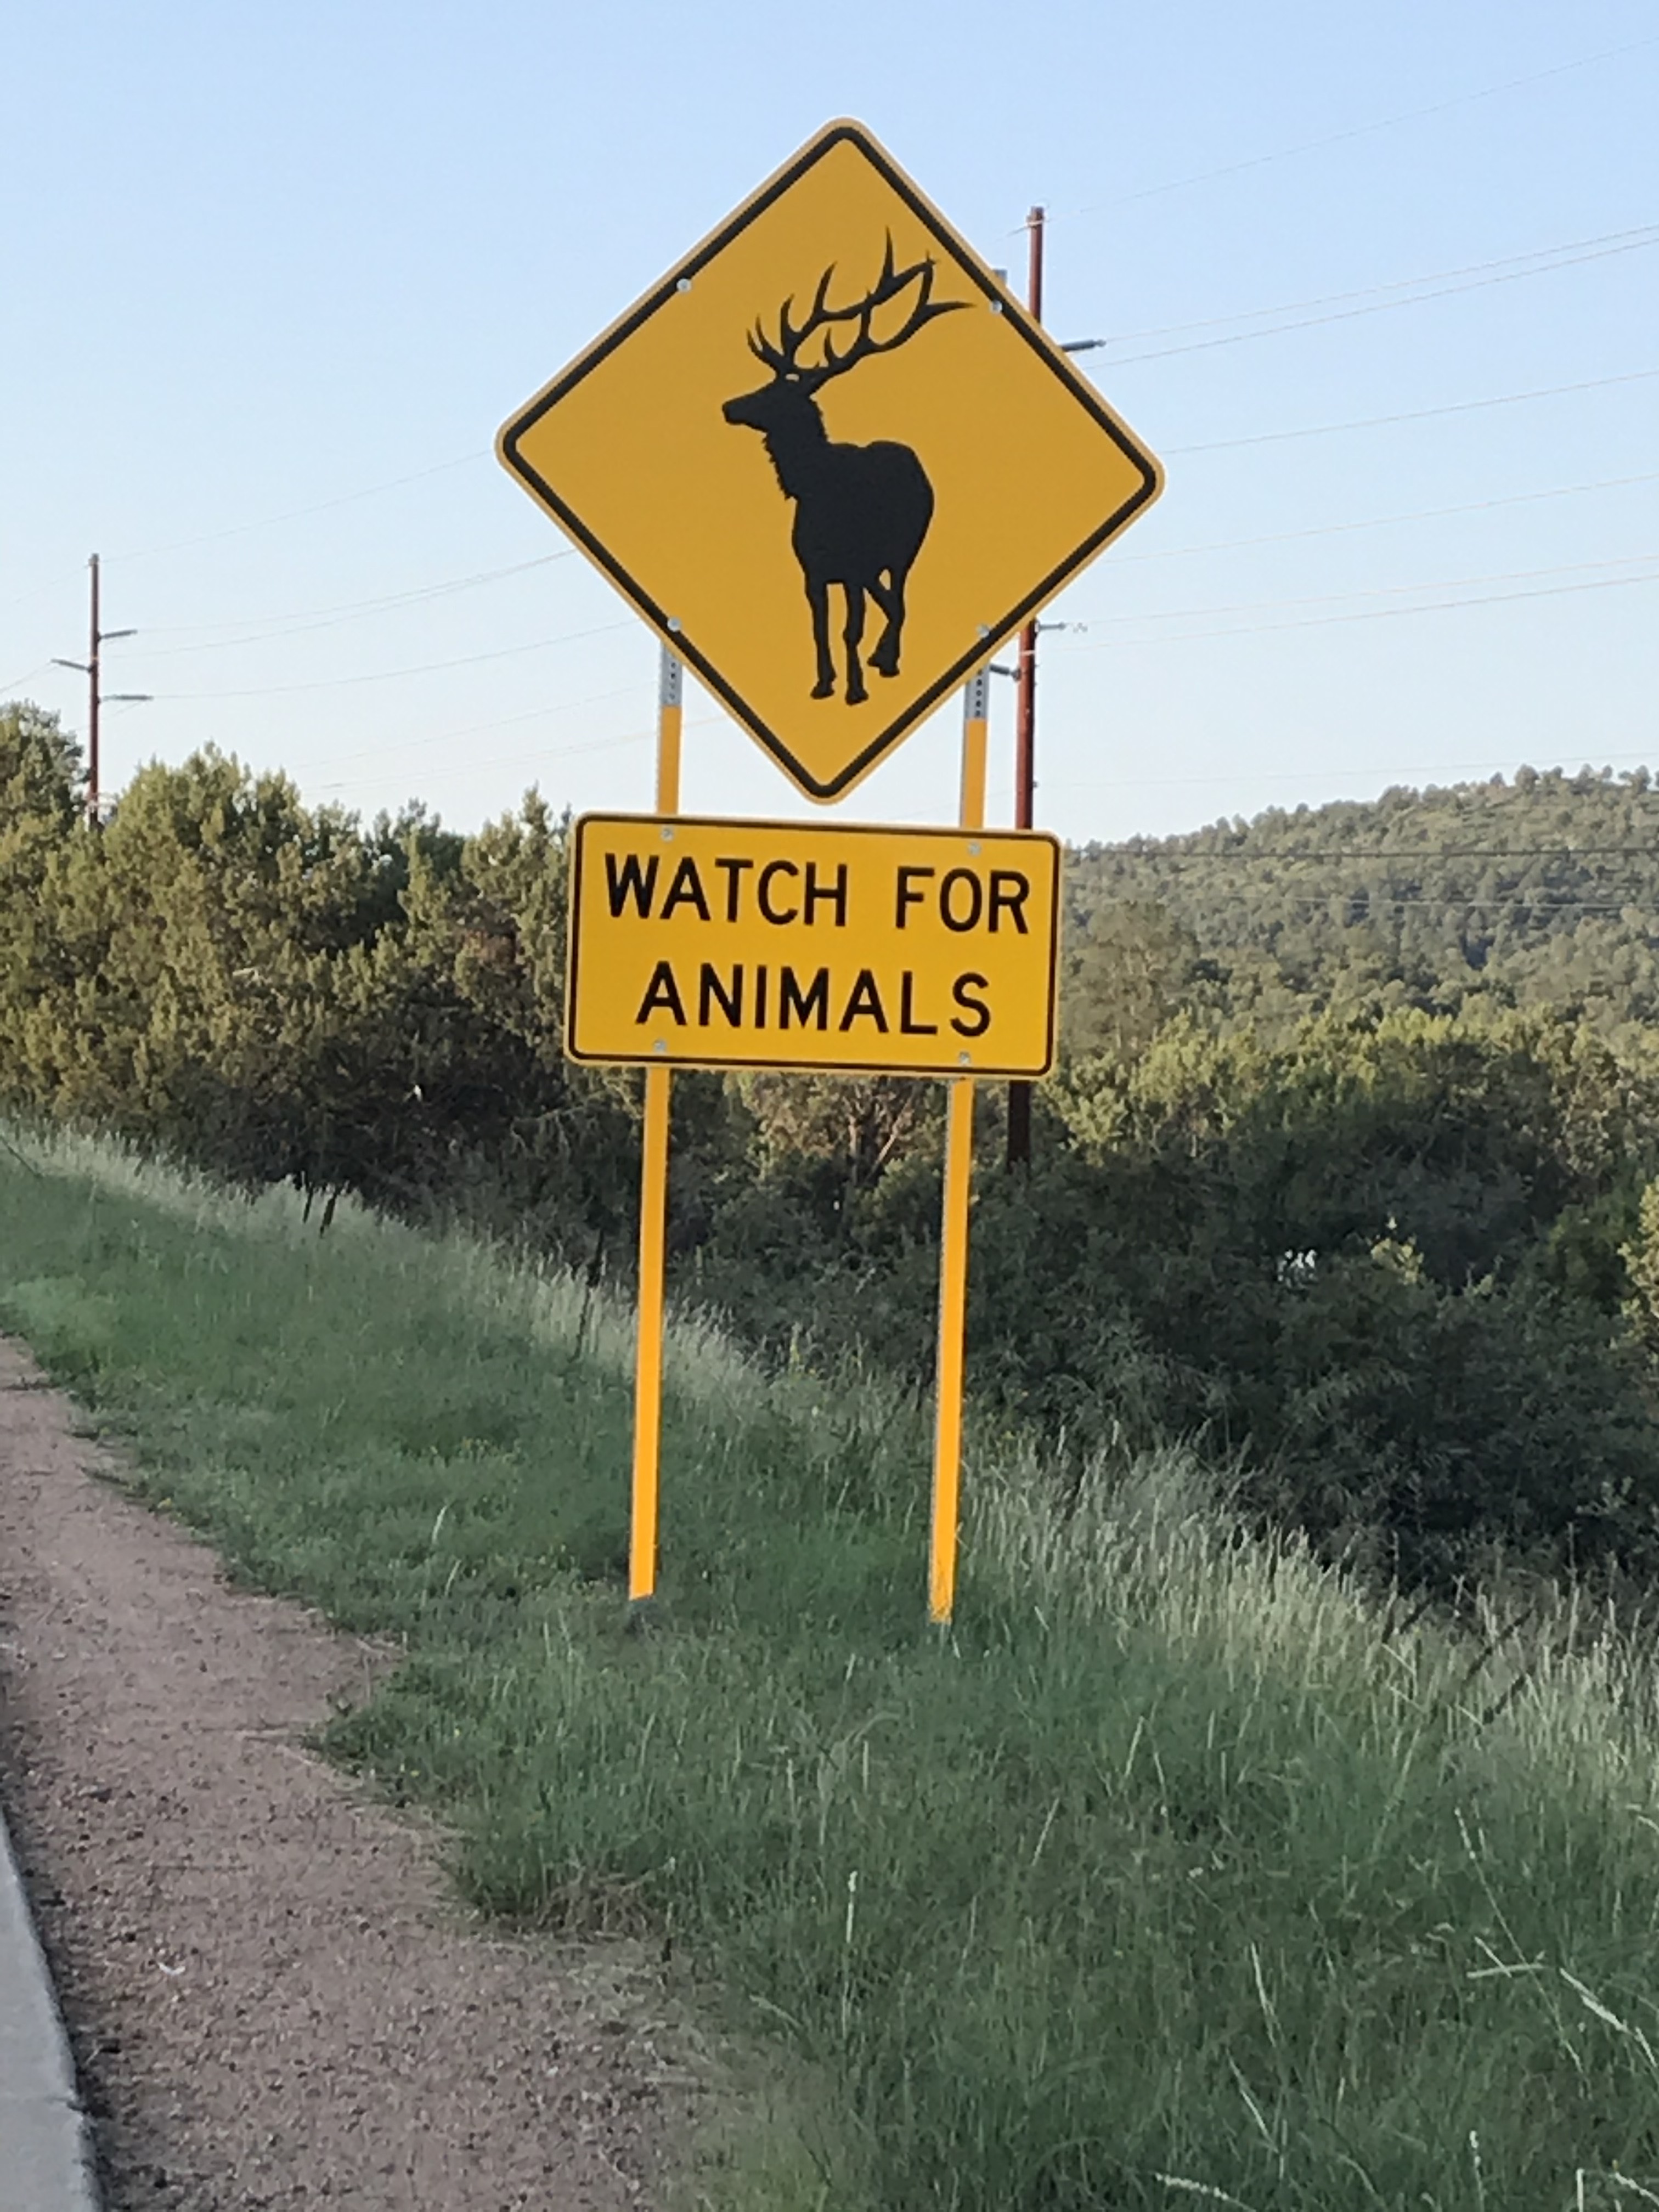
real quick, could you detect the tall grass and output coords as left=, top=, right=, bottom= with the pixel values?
left=5, top=1126, right=1659, bottom=2209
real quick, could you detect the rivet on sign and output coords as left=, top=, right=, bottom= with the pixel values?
left=676, top=278, right=692, bottom=294
left=661, top=827, right=674, bottom=841
left=968, top=842, right=981, bottom=856
left=653, top=1039, right=667, bottom=1053
left=667, top=615, right=682, bottom=632
left=990, top=300, right=1003, bottom=315
left=958, top=1051, right=972, bottom=1065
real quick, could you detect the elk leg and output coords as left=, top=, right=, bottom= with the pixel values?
left=868, top=572, right=901, bottom=677
left=806, top=575, right=836, bottom=698
left=843, top=584, right=868, bottom=705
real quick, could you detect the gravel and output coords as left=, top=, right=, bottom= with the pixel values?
left=0, top=1335, right=691, bottom=2211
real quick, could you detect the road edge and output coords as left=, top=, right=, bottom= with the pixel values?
left=0, top=1791, right=100, bottom=2212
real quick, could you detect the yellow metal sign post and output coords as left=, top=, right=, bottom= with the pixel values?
left=928, top=669, right=990, bottom=1624
left=498, top=119, right=1160, bottom=805
left=629, top=645, right=682, bottom=1604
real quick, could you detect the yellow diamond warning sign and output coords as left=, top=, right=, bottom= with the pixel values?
left=566, top=815, right=1060, bottom=1077
left=499, top=119, right=1162, bottom=803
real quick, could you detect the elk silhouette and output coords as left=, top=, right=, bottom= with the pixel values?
left=723, top=240, right=966, bottom=704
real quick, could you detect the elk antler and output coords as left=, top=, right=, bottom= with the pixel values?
left=747, top=236, right=968, bottom=390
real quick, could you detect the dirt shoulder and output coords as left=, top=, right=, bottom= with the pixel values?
left=0, top=1334, right=689, bottom=2211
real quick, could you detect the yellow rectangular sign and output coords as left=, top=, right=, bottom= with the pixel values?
left=567, top=814, right=1060, bottom=1077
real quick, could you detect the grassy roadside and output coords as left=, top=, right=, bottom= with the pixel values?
left=5, top=1131, right=1659, bottom=2209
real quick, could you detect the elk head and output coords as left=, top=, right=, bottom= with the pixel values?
left=722, top=236, right=967, bottom=444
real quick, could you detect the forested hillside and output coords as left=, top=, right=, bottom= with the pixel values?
left=1066, top=764, right=1659, bottom=1049
left=10, top=697, right=1659, bottom=1610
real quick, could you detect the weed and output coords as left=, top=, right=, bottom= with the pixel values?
left=6, top=1126, right=1659, bottom=2208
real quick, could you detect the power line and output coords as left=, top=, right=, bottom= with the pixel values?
left=0, top=33, right=1645, bottom=641
left=0, top=664, right=52, bottom=699
left=1098, top=227, right=1659, bottom=369
left=311, top=726, right=649, bottom=794
left=1165, top=366, right=1659, bottom=455
left=308, top=682, right=644, bottom=774
left=12, top=368, right=1647, bottom=649
left=150, top=618, right=634, bottom=701
left=1091, top=891, right=1659, bottom=917
left=1097, top=844, right=1659, bottom=867
left=451, top=709, right=728, bottom=783
left=1057, top=560, right=1658, bottom=649
left=111, top=452, right=488, bottom=565
left=1066, top=550, right=1659, bottom=629
left=0, top=459, right=495, bottom=624
left=1111, top=469, right=1659, bottom=567
left=132, top=554, right=572, bottom=653
left=1052, top=30, right=1659, bottom=226
left=1058, top=565, right=1659, bottom=650
left=1098, top=225, right=1659, bottom=348
left=312, top=713, right=727, bottom=796
left=1048, top=748, right=1659, bottom=793
left=104, top=440, right=1659, bottom=685
left=139, top=511, right=1659, bottom=706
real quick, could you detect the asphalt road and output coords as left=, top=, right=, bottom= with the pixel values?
left=0, top=1790, right=99, bottom=2212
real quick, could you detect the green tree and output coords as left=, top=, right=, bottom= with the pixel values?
left=0, top=704, right=83, bottom=1113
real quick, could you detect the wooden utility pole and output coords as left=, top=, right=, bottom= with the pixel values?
left=53, top=554, right=145, bottom=824
left=87, top=553, right=102, bottom=824
left=1007, top=205, right=1045, bottom=1170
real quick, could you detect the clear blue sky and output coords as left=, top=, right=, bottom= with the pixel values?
left=3, top=0, right=1655, bottom=841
